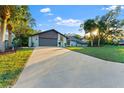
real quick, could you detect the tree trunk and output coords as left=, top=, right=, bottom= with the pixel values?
left=98, top=38, right=100, bottom=47
left=90, top=33, right=94, bottom=47
left=8, top=31, right=12, bottom=48
left=0, top=19, right=7, bottom=52
left=98, top=32, right=100, bottom=47
left=91, top=40, right=93, bottom=47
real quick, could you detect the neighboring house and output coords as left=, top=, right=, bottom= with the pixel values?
left=0, top=28, right=14, bottom=50
left=119, top=39, right=124, bottom=45
left=5, top=31, right=15, bottom=49
left=29, top=29, right=67, bottom=47
left=67, top=36, right=87, bottom=47
left=118, top=32, right=124, bottom=45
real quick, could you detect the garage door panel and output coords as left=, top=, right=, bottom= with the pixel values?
left=39, top=38, right=57, bottom=46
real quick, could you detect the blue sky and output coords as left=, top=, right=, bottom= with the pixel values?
left=29, top=5, right=124, bottom=36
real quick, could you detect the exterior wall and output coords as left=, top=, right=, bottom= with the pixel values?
left=5, top=31, right=15, bottom=40
left=29, top=30, right=67, bottom=47
left=29, top=35, right=39, bottom=47
left=77, top=43, right=82, bottom=46
left=38, top=31, right=58, bottom=46
left=5, top=31, right=15, bottom=49
left=57, top=34, right=67, bottom=47
left=39, top=30, right=58, bottom=39
left=119, top=39, right=124, bottom=45
left=28, top=37, right=32, bottom=47
left=69, top=41, right=86, bottom=47
left=70, top=41, right=77, bottom=46
left=63, top=36, right=67, bottom=47
left=57, top=34, right=60, bottom=47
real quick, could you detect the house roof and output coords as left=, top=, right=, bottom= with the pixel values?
left=31, top=29, right=67, bottom=38
left=119, top=39, right=124, bottom=42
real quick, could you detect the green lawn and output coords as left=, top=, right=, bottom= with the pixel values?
left=0, top=48, right=33, bottom=88
left=67, top=46, right=124, bottom=63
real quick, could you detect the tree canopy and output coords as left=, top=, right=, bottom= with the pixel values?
left=0, top=5, right=37, bottom=51
left=80, top=6, right=124, bottom=47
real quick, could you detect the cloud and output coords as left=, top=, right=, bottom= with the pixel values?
left=47, top=13, right=54, bottom=16
left=55, top=16, right=62, bottom=21
left=121, top=6, right=124, bottom=9
left=54, top=16, right=82, bottom=27
left=40, top=8, right=54, bottom=16
left=102, top=5, right=124, bottom=11
left=40, top=8, right=51, bottom=13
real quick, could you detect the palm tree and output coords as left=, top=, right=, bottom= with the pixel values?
left=12, top=6, right=35, bottom=35
left=0, top=6, right=11, bottom=52
left=10, top=6, right=36, bottom=47
left=6, top=6, right=35, bottom=48
left=82, top=19, right=98, bottom=47
left=7, top=23, right=13, bottom=48
left=0, top=6, right=16, bottom=52
left=97, top=20, right=107, bottom=46
left=0, top=5, right=36, bottom=51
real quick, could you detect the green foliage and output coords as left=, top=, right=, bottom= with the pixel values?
left=80, top=6, right=124, bottom=47
left=10, top=6, right=36, bottom=35
left=81, top=19, right=98, bottom=46
left=13, top=28, right=37, bottom=47
left=98, top=20, right=107, bottom=33
left=7, top=5, right=37, bottom=47
left=83, top=19, right=98, bottom=33
left=74, top=34, right=82, bottom=39
left=0, top=5, right=37, bottom=48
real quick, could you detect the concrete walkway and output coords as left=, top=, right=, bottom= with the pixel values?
left=14, top=47, right=124, bottom=88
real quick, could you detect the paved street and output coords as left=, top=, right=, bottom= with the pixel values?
left=14, top=47, right=124, bottom=88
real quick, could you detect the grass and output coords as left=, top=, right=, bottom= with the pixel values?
left=0, top=48, right=33, bottom=88
left=67, top=46, right=124, bottom=63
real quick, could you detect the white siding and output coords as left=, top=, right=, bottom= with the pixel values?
left=29, top=33, right=67, bottom=47
left=29, top=35, right=39, bottom=47
left=70, top=41, right=77, bottom=46
left=57, top=34, right=60, bottom=47
left=28, top=37, right=32, bottom=47
left=5, top=31, right=15, bottom=41
left=57, top=34, right=67, bottom=47
left=63, top=36, right=67, bottom=47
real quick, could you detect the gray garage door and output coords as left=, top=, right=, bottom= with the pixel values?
left=39, top=38, right=57, bottom=46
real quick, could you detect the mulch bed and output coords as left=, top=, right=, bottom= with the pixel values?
left=0, top=50, right=16, bottom=55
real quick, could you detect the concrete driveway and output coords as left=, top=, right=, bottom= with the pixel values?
left=14, top=47, right=124, bottom=88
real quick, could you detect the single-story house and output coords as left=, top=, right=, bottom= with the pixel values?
left=29, top=29, right=67, bottom=47
left=119, top=39, right=124, bottom=45
left=67, top=36, right=87, bottom=47
left=4, top=31, right=15, bottom=49
left=0, top=29, right=15, bottom=51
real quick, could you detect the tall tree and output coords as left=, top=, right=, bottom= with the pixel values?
left=0, top=5, right=36, bottom=51
left=99, top=6, right=123, bottom=44
left=7, top=6, right=36, bottom=47
left=12, top=6, right=35, bottom=35
left=7, top=23, right=13, bottom=48
left=97, top=20, right=107, bottom=46
left=81, top=6, right=124, bottom=46
left=81, top=19, right=98, bottom=47
left=0, top=6, right=15, bottom=52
